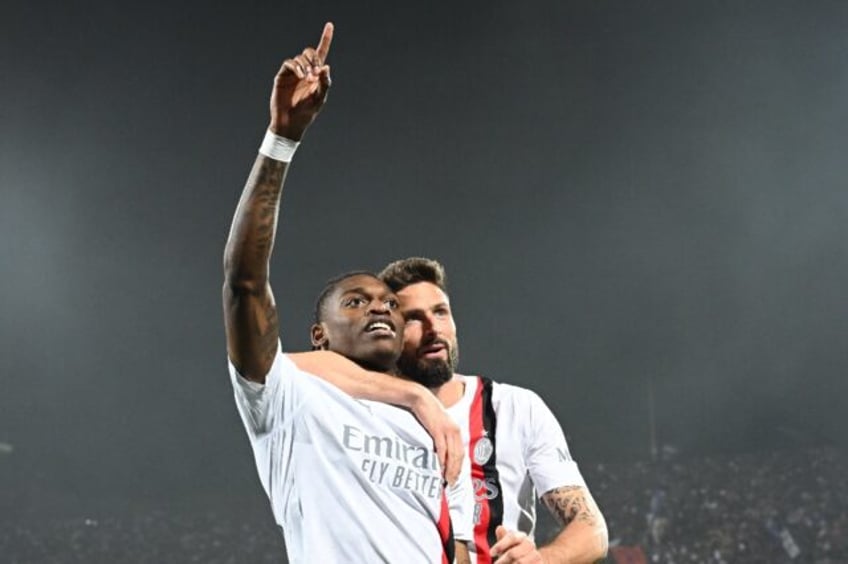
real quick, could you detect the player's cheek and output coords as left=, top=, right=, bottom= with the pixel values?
left=402, top=328, right=419, bottom=349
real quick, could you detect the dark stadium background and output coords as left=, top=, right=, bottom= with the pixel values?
left=2, top=1, right=847, bottom=562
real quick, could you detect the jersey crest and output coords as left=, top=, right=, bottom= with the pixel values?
left=473, top=436, right=494, bottom=465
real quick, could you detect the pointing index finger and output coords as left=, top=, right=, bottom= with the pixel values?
left=316, top=22, right=334, bottom=63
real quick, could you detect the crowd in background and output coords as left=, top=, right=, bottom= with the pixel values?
left=3, top=447, right=846, bottom=563
left=537, top=447, right=848, bottom=563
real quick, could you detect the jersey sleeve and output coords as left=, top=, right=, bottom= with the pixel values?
left=229, top=342, right=312, bottom=526
left=446, top=465, right=475, bottom=543
left=228, top=340, right=306, bottom=439
left=520, top=389, right=587, bottom=496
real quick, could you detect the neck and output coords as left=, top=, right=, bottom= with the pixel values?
left=431, top=376, right=464, bottom=408
left=353, top=358, right=399, bottom=376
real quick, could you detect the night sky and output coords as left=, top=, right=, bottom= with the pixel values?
left=2, top=0, right=847, bottom=508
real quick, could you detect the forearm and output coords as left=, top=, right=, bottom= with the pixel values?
left=222, top=152, right=291, bottom=381
left=223, top=154, right=289, bottom=288
left=289, top=351, right=428, bottom=407
left=289, top=350, right=463, bottom=484
left=539, top=486, right=608, bottom=564
left=537, top=520, right=608, bottom=564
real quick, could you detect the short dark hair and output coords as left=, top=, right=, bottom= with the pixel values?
left=313, top=270, right=379, bottom=324
left=379, top=257, right=447, bottom=293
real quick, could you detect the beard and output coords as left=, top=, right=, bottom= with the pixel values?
left=398, top=339, right=459, bottom=388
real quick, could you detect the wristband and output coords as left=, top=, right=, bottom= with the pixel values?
left=259, top=129, right=300, bottom=162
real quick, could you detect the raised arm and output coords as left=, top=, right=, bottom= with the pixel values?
left=223, top=23, right=334, bottom=382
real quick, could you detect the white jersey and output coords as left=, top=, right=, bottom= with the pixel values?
left=229, top=345, right=473, bottom=564
left=446, top=375, right=587, bottom=564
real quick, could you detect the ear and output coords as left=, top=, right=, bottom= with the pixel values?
left=311, top=322, right=329, bottom=350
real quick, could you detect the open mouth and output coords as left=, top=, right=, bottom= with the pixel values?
left=364, top=319, right=397, bottom=338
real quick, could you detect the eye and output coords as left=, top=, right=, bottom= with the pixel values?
left=434, top=307, right=450, bottom=318
left=385, top=298, right=399, bottom=310
left=403, top=312, right=423, bottom=325
left=344, top=297, right=366, bottom=307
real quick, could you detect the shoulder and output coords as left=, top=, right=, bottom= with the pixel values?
left=490, top=380, right=547, bottom=410
left=487, top=381, right=567, bottom=442
left=230, top=345, right=336, bottom=400
left=458, top=374, right=552, bottom=416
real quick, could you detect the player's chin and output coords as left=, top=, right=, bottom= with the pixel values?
left=417, top=355, right=449, bottom=371
left=418, top=359, right=453, bottom=387
left=358, top=340, right=400, bottom=363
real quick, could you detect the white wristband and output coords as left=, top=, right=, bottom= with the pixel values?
left=259, top=129, right=300, bottom=162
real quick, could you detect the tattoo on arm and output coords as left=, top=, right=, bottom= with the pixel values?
left=245, top=159, right=285, bottom=258
left=246, top=287, right=279, bottom=373
left=542, top=486, right=602, bottom=528
left=223, top=155, right=290, bottom=379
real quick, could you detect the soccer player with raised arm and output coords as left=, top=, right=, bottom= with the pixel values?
left=222, top=23, right=472, bottom=563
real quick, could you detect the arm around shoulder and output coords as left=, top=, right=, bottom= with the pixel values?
left=288, top=351, right=464, bottom=485
left=289, top=350, right=428, bottom=407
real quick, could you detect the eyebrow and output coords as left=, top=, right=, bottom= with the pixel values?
left=340, top=287, right=396, bottom=299
left=340, top=287, right=370, bottom=296
left=402, top=301, right=450, bottom=315
left=417, top=301, right=450, bottom=311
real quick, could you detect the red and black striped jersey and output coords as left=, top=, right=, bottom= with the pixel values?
left=447, top=375, right=587, bottom=564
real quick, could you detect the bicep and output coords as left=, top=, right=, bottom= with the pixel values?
left=223, top=281, right=279, bottom=383
left=521, top=392, right=586, bottom=492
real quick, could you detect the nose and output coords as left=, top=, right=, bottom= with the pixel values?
left=368, top=299, right=390, bottom=315
left=421, top=312, right=438, bottom=337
